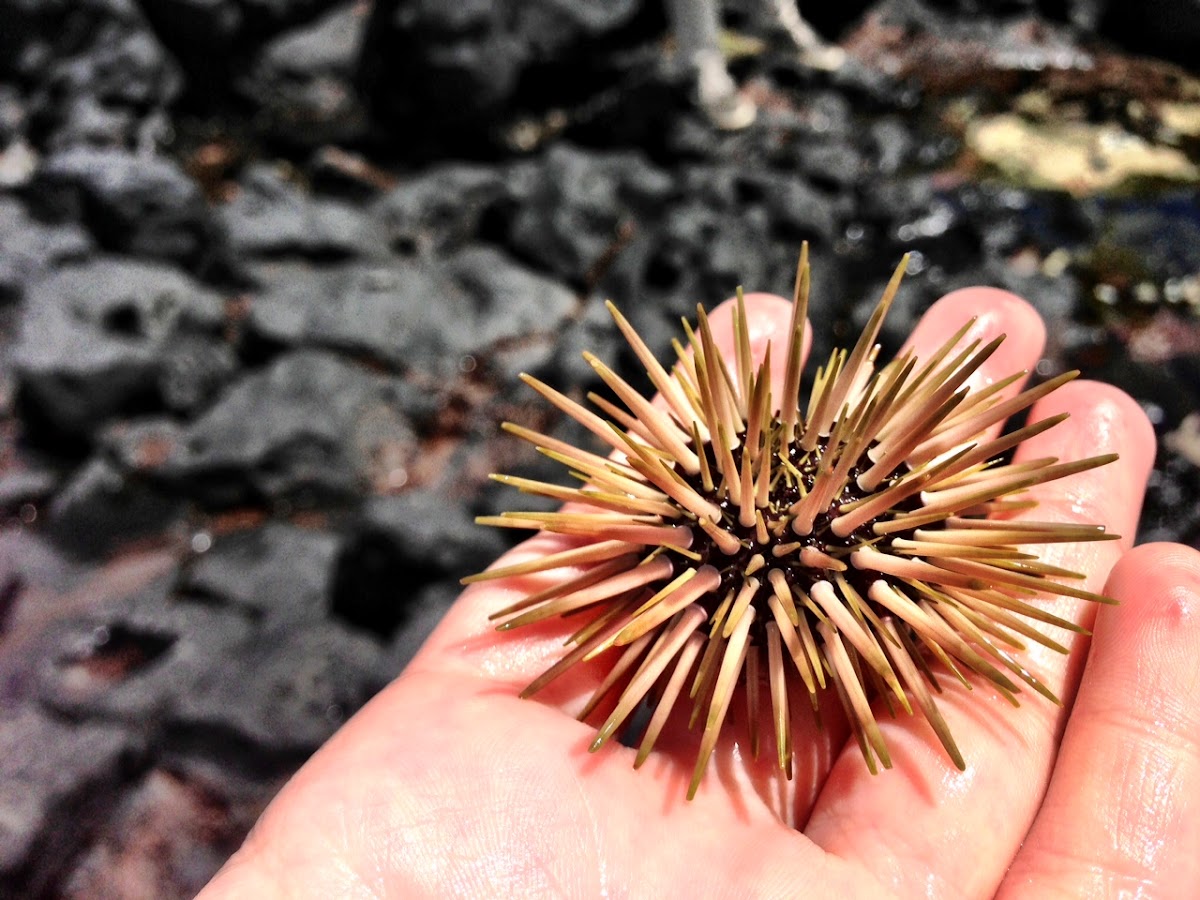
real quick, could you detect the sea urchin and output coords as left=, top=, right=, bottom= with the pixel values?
left=467, top=249, right=1118, bottom=799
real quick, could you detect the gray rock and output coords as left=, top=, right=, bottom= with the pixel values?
left=162, top=349, right=416, bottom=505
left=360, top=488, right=505, bottom=576
left=238, top=3, right=369, bottom=146
left=174, top=622, right=384, bottom=754
left=371, top=163, right=511, bottom=255
left=383, top=579, right=459, bottom=675
left=36, top=148, right=219, bottom=267
left=8, top=0, right=181, bottom=151
left=509, top=143, right=674, bottom=285
left=181, top=522, right=342, bottom=626
left=247, top=248, right=576, bottom=376
left=0, top=705, right=143, bottom=893
left=13, top=257, right=227, bottom=440
left=219, top=162, right=385, bottom=259
left=34, top=581, right=255, bottom=724
left=46, top=456, right=184, bottom=557
left=0, top=196, right=93, bottom=304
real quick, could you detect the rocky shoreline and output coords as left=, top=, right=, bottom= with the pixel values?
left=1, top=0, right=1198, bottom=895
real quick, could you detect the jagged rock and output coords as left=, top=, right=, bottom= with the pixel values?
left=173, top=622, right=384, bottom=754
left=160, top=350, right=416, bottom=506
left=181, top=522, right=343, bottom=627
left=246, top=248, right=575, bottom=376
left=35, top=148, right=221, bottom=268
left=13, top=257, right=227, bottom=441
left=219, top=162, right=385, bottom=259
left=509, top=143, right=673, bottom=284
left=5, top=0, right=181, bottom=150
left=237, top=3, right=369, bottom=146
left=383, top=579, right=460, bottom=674
left=357, top=0, right=652, bottom=148
left=0, top=195, right=93, bottom=303
left=371, top=163, right=512, bottom=256
left=0, top=705, right=144, bottom=896
left=46, top=456, right=184, bottom=557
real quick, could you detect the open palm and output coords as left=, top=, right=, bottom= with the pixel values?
left=200, top=288, right=1200, bottom=899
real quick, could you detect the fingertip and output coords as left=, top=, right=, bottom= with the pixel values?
left=1022, top=379, right=1157, bottom=486
left=707, top=291, right=803, bottom=384
left=1105, top=542, right=1200, bottom=608
left=905, top=287, right=1045, bottom=396
left=929, top=286, right=1045, bottom=342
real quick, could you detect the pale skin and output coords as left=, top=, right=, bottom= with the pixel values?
left=200, top=288, right=1200, bottom=899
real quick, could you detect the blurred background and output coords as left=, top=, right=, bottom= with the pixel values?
left=1, top=0, right=1198, bottom=895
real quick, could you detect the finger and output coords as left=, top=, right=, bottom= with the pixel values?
left=901, top=287, right=1047, bottom=428
left=805, top=363, right=1155, bottom=890
left=999, top=543, right=1200, bottom=899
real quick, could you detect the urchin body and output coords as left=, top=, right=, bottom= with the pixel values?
left=469, top=252, right=1117, bottom=799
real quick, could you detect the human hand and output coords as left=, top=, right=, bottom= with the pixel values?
left=199, top=288, right=1200, bottom=899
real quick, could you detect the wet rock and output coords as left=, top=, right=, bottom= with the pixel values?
left=371, top=163, right=512, bottom=256
left=161, top=350, right=416, bottom=506
left=0, top=704, right=144, bottom=896
left=238, top=3, right=369, bottom=146
left=13, top=258, right=226, bottom=441
left=0, top=196, right=93, bottom=304
left=246, top=248, right=576, bottom=376
left=35, top=148, right=222, bottom=269
left=181, top=522, right=342, bottom=627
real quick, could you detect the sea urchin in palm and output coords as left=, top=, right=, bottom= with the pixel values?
left=467, top=250, right=1118, bottom=799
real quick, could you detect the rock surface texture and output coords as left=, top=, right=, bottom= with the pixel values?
left=1, top=0, right=1198, bottom=894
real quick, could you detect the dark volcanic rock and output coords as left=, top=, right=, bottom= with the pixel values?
left=13, top=257, right=227, bottom=441
left=357, top=0, right=651, bottom=147
left=0, top=705, right=143, bottom=896
left=174, top=622, right=383, bottom=754
left=5, top=0, right=182, bottom=151
left=361, top=488, right=504, bottom=577
left=384, top=579, right=459, bottom=672
left=0, top=195, right=93, bottom=304
left=160, top=350, right=416, bottom=506
left=46, top=457, right=184, bottom=557
left=35, top=583, right=253, bottom=724
left=371, top=163, right=512, bottom=255
left=509, top=143, right=673, bottom=285
left=181, top=522, right=342, bottom=627
left=237, top=3, right=369, bottom=146
left=35, top=147, right=221, bottom=269
left=138, top=0, right=338, bottom=51
left=220, top=163, right=385, bottom=260
left=246, top=248, right=576, bottom=376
